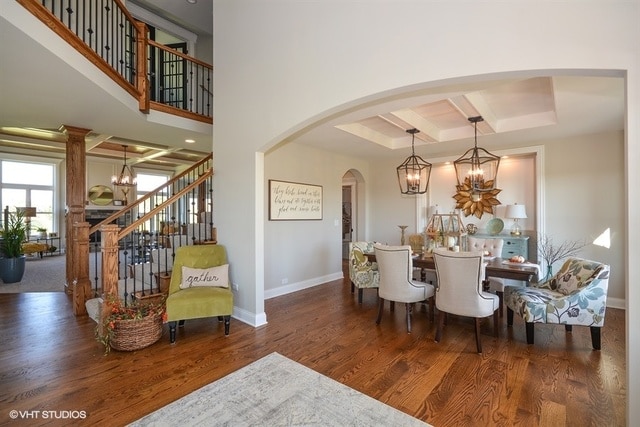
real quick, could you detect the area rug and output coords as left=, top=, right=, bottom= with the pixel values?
left=129, top=352, right=430, bottom=426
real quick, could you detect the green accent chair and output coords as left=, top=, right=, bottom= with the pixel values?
left=505, top=257, right=610, bottom=350
left=166, top=245, right=234, bottom=343
left=348, top=241, right=380, bottom=304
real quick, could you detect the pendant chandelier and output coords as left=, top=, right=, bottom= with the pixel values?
left=397, top=128, right=432, bottom=195
left=111, top=145, right=137, bottom=187
left=453, top=116, right=500, bottom=201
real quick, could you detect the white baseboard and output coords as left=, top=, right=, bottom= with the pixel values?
left=230, top=272, right=344, bottom=327
left=607, top=297, right=625, bottom=310
left=232, top=306, right=268, bottom=328
left=264, top=271, right=344, bottom=300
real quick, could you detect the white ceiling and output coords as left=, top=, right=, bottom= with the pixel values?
left=0, top=1, right=626, bottom=166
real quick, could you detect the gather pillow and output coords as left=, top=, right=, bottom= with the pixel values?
left=180, top=264, right=229, bottom=289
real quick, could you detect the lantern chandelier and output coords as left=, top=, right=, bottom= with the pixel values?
left=453, top=116, right=500, bottom=201
left=111, top=145, right=137, bottom=187
left=396, top=128, right=432, bottom=195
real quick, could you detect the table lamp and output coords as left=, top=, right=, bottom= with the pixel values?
left=505, top=203, right=527, bottom=236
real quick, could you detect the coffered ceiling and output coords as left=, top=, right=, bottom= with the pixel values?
left=0, top=2, right=626, bottom=169
left=335, top=77, right=558, bottom=149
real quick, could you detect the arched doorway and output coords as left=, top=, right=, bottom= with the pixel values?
left=341, top=169, right=364, bottom=259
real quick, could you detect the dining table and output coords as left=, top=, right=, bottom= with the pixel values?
left=413, top=255, right=540, bottom=283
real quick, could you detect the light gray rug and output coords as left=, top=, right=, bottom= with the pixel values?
left=0, top=254, right=66, bottom=292
left=129, top=352, right=430, bottom=427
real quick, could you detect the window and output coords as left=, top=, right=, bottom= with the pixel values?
left=135, top=172, right=170, bottom=232
left=0, top=160, right=56, bottom=233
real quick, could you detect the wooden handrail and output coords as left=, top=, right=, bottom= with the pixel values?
left=148, top=40, right=214, bottom=70
left=88, top=153, right=213, bottom=235
left=16, top=0, right=140, bottom=99
left=16, top=0, right=212, bottom=122
left=117, top=171, right=212, bottom=238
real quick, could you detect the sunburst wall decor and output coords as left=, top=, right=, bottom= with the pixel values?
left=453, top=176, right=502, bottom=218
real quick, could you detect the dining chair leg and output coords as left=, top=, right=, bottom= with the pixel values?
left=429, top=297, right=435, bottom=322
left=350, top=281, right=355, bottom=294
left=475, top=318, right=483, bottom=353
left=497, top=291, right=504, bottom=317
left=493, top=309, right=499, bottom=337
left=590, top=326, right=601, bottom=350
left=565, top=325, right=573, bottom=332
left=375, top=298, right=385, bottom=325
left=525, top=322, right=534, bottom=344
left=405, top=303, right=413, bottom=334
left=390, top=301, right=395, bottom=312
left=435, top=310, right=446, bottom=343
left=507, top=307, right=514, bottom=326
left=358, top=288, right=363, bottom=304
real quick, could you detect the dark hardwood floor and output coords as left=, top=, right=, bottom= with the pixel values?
left=0, top=264, right=626, bottom=426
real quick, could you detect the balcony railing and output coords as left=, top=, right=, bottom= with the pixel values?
left=17, top=0, right=212, bottom=123
left=71, top=154, right=215, bottom=316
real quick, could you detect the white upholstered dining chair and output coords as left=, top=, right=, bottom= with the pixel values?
left=467, top=236, right=514, bottom=316
left=373, top=244, right=435, bottom=333
left=433, top=248, right=499, bottom=353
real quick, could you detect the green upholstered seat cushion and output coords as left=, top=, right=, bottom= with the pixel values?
left=166, top=245, right=234, bottom=322
left=166, top=286, right=233, bottom=321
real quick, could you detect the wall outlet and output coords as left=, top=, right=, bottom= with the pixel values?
left=232, top=282, right=239, bottom=291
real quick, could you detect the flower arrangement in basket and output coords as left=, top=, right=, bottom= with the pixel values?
left=96, top=294, right=167, bottom=354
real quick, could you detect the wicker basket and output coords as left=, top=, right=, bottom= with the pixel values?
left=110, top=311, right=163, bottom=352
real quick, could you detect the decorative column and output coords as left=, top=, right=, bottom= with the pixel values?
left=72, top=222, right=91, bottom=315
left=63, top=125, right=91, bottom=296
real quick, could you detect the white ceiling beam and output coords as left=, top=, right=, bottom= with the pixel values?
left=389, top=109, right=440, bottom=142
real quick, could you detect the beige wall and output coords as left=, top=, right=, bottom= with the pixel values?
left=213, top=2, right=638, bottom=419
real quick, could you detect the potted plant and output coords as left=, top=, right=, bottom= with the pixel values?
left=36, top=227, right=47, bottom=239
left=0, top=208, right=28, bottom=283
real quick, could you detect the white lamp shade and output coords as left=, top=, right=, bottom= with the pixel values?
left=505, top=204, right=527, bottom=219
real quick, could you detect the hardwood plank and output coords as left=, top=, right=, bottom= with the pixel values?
left=0, top=264, right=626, bottom=426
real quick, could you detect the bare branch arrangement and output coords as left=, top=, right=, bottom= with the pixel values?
left=537, top=234, right=588, bottom=279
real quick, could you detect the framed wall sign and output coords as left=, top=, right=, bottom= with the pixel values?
left=269, top=180, right=323, bottom=220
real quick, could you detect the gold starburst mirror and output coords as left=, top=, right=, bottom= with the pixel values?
left=453, top=176, right=501, bottom=218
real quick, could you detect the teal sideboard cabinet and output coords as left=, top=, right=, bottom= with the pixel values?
left=473, top=234, right=529, bottom=259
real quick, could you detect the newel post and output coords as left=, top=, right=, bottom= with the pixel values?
left=135, top=20, right=149, bottom=113
left=99, top=224, right=120, bottom=328
left=72, top=222, right=91, bottom=316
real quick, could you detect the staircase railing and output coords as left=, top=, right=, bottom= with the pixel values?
left=71, top=154, right=215, bottom=315
left=17, top=0, right=212, bottom=123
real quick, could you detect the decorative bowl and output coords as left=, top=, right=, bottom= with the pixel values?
left=486, top=218, right=504, bottom=235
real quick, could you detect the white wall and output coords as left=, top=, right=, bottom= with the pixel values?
left=263, top=143, right=370, bottom=298
left=213, top=2, right=639, bottom=421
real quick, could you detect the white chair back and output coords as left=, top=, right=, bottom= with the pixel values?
left=467, top=236, right=504, bottom=257
left=374, top=244, right=430, bottom=303
left=433, top=248, right=496, bottom=317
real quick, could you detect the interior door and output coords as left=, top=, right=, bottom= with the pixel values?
left=159, top=42, right=188, bottom=109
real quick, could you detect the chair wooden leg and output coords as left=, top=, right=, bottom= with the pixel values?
left=405, top=303, right=413, bottom=334
left=475, top=318, right=483, bottom=353
left=497, top=291, right=504, bottom=317
left=358, top=288, right=363, bottom=304
left=525, top=322, right=534, bottom=344
left=169, top=321, right=177, bottom=343
left=350, top=281, right=355, bottom=294
left=590, top=326, right=601, bottom=350
left=493, top=309, right=499, bottom=337
left=218, top=316, right=223, bottom=322
left=435, top=311, right=446, bottom=343
left=565, top=325, right=573, bottom=332
left=507, top=307, right=514, bottom=326
left=376, top=298, right=385, bottom=325
left=429, top=297, right=435, bottom=322
left=223, top=315, right=231, bottom=335
left=390, top=301, right=395, bottom=312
